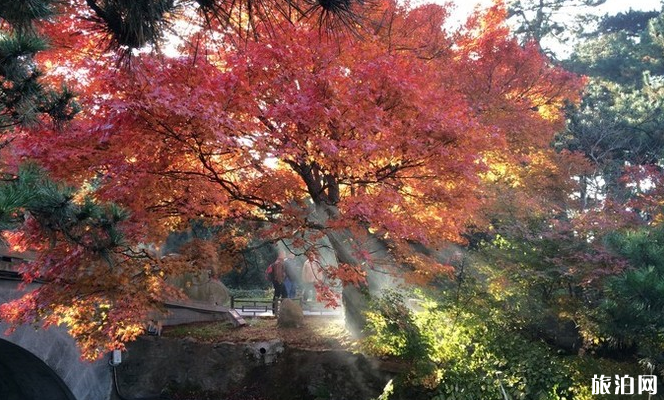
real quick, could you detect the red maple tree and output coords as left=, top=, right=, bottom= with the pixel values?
left=1, top=0, right=583, bottom=359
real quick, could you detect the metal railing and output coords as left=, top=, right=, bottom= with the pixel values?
left=230, top=296, right=282, bottom=316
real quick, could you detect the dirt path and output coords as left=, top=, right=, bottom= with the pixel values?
left=163, top=316, right=357, bottom=351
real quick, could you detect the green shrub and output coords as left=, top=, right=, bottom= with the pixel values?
left=363, top=290, right=432, bottom=361
left=598, top=226, right=664, bottom=365
left=228, top=288, right=273, bottom=299
left=363, top=291, right=578, bottom=400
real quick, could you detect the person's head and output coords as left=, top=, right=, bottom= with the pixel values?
left=306, top=252, right=316, bottom=261
left=277, top=247, right=287, bottom=260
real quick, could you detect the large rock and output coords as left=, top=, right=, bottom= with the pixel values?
left=170, top=271, right=231, bottom=306
left=536, top=315, right=583, bottom=354
left=278, top=299, right=304, bottom=328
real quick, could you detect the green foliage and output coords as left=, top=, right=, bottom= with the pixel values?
left=563, top=357, right=648, bottom=400
left=598, top=226, right=664, bottom=364
left=363, top=290, right=432, bottom=363
left=0, top=33, right=47, bottom=128
left=507, top=0, right=606, bottom=55
left=86, top=0, right=176, bottom=51
left=0, top=5, right=80, bottom=130
left=0, top=163, right=129, bottom=250
left=649, top=11, right=664, bottom=49
left=0, top=33, right=48, bottom=61
left=81, top=0, right=366, bottom=57
left=605, top=228, right=664, bottom=269
left=40, top=85, right=81, bottom=127
left=362, top=289, right=583, bottom=400
left=227, top=288, right=273, bottom=299
left=567, top=25, right=664, bottom=85
left=560, top=9, right=664, bottom=206
left=423, top=305, right=575, bottom=400
left=0, top=0, right=57, bottom=33
left=222, top=241, right=276, bottom=289
left=597, top=10, right=660, bottom=37
left=365, top=292, right=660, bottom=400
left=471, top=219, right=602, bottom=348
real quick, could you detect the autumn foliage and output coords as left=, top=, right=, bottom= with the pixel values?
left=0, top=0, right=583, bottom=359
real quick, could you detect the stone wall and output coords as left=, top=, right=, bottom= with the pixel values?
left=0, top=280, right=112, bottom=400
left=115, top=336, right=393, bottom=400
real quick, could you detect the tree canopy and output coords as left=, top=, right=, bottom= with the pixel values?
left=0, top=0, right=585, bottom=359
left=5, top=1, right=664, bottom=396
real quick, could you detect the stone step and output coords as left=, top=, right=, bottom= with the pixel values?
left=227, top=309, right=247, bottom=327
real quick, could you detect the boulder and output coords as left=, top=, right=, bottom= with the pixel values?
left=170, top=271, right=231, bottom=306
left=198, top=277, right=231, bottom=306
left=277, top=299, right=304, bottom=328
left=537, top=315, right=583, bottom=354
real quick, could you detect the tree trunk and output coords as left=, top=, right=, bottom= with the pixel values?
left=312, top=203, right=400, bottom=335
